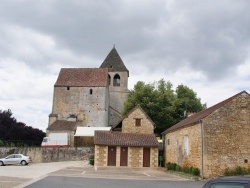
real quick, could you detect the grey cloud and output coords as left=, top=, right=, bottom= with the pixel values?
left=0, top=0, right=250, bottom=81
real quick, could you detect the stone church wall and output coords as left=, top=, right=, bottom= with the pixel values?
left=108, top=71, right=129, bottom=126
left=51, top=86, right=109, bottom=127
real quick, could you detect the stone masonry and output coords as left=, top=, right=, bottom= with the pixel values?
left=164, top=91, right=250, bottom=178
left=122, top=107, right=154, bottom=134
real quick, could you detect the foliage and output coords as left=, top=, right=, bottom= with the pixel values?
left=0, top=109, right=46, bottom=147
left=166, top=162, right=200, bottom=176
left=224, top=166, right=250, bottom=176
left=89, top=155, right=94, bottom=165
left=122, top=79, right=206, bottom=134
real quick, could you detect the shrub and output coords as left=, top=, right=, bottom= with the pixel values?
left=166, top=162, right=200, bottom=177
left=182, top=166, right=189, bottom=173
left=224, top=166, right=249, bottom=176
left=89, top=155, right=94, bottom=165
left=176, top=165, right=182, bottom=171
left=192, top=168, right=200, bottom=176
left=166, top=162, right=177, bottom=171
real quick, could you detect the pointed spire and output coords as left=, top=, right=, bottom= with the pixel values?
left=100, top=47, right=129, bottom=74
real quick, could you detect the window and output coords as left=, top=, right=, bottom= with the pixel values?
left=135, top=118, right=142, bottom=126
left=113, top=74, right=120, bottom=86
left=167, top=139, right=170, bottom=145
left=184, top=135, right=189, bottom=155
left=108, top=74, right=111, bottom=85
left=67, top=87, right=70, bottom=90
left=90, top=89, right=93, bottom=95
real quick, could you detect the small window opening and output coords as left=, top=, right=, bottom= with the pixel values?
left=167, top=139, right=170, bottom=145
left=108, top=74, right=111, bottom=85
left=135, top=118, right=142, bottom=126
left=113, top=74, right=120, bottom=86
left=90, top=89, right=93, bottom=95
left=67, top=87, right=70, bottom=90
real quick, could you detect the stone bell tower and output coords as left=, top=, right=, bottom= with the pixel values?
left=100, top=47, right=129, bottom=126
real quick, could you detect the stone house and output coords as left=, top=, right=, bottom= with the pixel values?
left=46, top=47, right=129, bottom=146
left=162, top=91, right=250, bottom=178
left=94, top=106, right=159, bottom=168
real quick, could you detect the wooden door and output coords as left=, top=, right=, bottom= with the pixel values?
left=143, top=147, right=150, bottom=167
left=108, top=146, right=116, bottom=166
left=120, top=147, right=128, bottom=166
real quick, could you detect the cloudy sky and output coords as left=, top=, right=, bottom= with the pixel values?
left=1, top=0, right=250, bottom=132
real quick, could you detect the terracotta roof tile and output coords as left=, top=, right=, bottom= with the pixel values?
left=162, top=91, right=249, bottom=134
left=94, top=131, right=159, bottom=147
left=55, top=68, right=108, bottom=87
left=47, top=120, right=77, bottom=131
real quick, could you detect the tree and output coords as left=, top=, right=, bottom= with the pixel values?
left=122, top=79, right=206, bottom=135
left=0, top=109, right=46, bottom=146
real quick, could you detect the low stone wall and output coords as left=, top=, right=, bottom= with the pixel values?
left=0, top=147, right=94, bottom=163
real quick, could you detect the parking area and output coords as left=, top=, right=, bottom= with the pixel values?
left=0, top=161, right=191, bottom=188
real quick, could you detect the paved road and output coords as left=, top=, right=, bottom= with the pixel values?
left=25, top=176, right=206, bottom=188
left=0, top=161, right=207, bottom=188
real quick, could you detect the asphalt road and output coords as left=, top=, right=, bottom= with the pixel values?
left=0, top=161, right=207, bottom=188
left=25, top=176, right=206, bottom=188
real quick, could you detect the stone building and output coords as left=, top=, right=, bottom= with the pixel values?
left=47, top=47, right=129, bottom=146
left=162, top=91, right=250, bottom=178
left=94, top=106, right=159, bottom=168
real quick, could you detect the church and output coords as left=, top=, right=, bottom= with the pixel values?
left=46, top=47, right=130, bottom=146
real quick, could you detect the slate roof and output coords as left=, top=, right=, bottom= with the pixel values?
left=55, top=68, right=108, bottom=87
left=162, top=91, right=249, bottom=134
left=47, top=120, right=77, bottom=131
left=94, top=131, right=159, bottom=147
left=100, top=47, right=129, bottom=75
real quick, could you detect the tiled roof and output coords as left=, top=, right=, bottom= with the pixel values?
left=100, top=47, right=129, bottom=75
left=55, top=68, right=108, bottom=87
left=162, top=91, right=249, bottom=134
left=47, top=120, right=77, bottom=131
left=94, top=131, right=159, bottom=147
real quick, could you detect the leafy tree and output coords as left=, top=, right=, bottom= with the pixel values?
left=0, top=109, right=46, bottom=146
left=122, top=79, right=206, bottom=134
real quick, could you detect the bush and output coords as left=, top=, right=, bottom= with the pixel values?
left=224, top=166, right=249, bottom=176
left=192, top=168, right=200, bottom=176
left=176, top=165, right=182, bottom=171
left=166, top=162, right=200, bottom=176
left=89, top=155, right=94, bottom=165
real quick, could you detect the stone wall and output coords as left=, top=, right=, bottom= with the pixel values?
left=164, top=92, right=250, bottom=178
left=151, top=147, right=159, bottom=167
left=94, top=145, right=107, bottom=166
left=202, top=92, right=250, bottom=178
left=122, top=108, right=154, bottom=134
left=95, top=146, right=158, bottom=167
left=129, top=147, right=142, bottom=167
left=164, top=123, right=202, bottom=170
left=0, top=147, right=94, bottom=163
left=108, top=71, right=129, bottom=126
left=50, top=86, right=109, bottom=127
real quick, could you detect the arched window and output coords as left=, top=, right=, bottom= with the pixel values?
left=113, top=74, right=120, bottom=86
left=108, top=74, right=111, bottom=85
